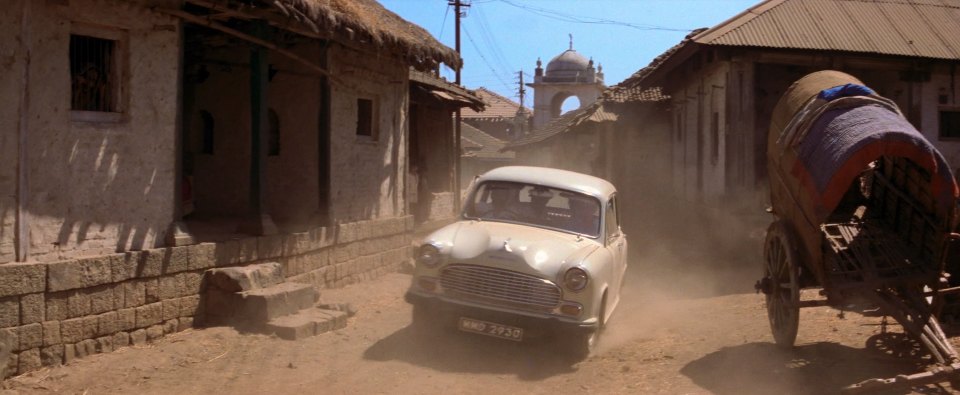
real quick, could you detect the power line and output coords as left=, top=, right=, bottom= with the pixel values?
left=496, top=0, right=692, bottom=32
left=463, top=25, right=513, bottom=92
left=438, top=4, right=451, bottom=40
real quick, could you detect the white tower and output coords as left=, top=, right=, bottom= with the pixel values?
left=527, top=35, right=605, bottom=129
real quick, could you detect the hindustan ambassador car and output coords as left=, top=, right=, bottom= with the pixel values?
left=405, top=166, right=627, bottom=357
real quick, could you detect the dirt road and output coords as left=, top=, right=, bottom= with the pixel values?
left=3, top=239, right=958, bottom=395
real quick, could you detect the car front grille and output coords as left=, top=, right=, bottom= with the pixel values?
left=440, top=264, right=562, bottom=312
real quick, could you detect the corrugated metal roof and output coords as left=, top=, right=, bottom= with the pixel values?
left=460, top=88, right=531, bottom=120
left=505, top=103, right=608, bottom=150
left=409, top=69, right=485, bottom=111
left=695, top=0, right=960, bottom=60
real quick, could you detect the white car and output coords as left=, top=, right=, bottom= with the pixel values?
left=405, top=166, right=628, bottom=357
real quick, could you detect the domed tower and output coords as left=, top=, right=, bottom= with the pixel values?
left=527, top=35, right=605, bottom=129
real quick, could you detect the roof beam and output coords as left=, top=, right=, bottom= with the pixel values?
left=156, top=7, right=344, bottom=85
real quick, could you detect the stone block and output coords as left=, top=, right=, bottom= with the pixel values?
left=130, top=249, right=164, bottom=278
left=112, top=284, right=125, bottom=311
left=39, top=322, right=59, bottom=348
left=112, top=331, right=129, bottom=348
left=189, top=243, right=217, bottom=270
left=238, top=282, right=319, bottom=322
left=214, top=240, right=241, bottom=267
left=124, top=280, right=146, bottom=308
left=177, top=317, right=194, bottom=332
left=177, top=272, right=203, bottom=297
left=283, top=232, right=311, bottom=256
left=4, top=353, right=16, bottom=379
left=0, top=262, right=46, bottom=297
left=206, top=262, right=283, bottom=293
left=162, top=319, right=178, bottom=334
left=0, top=296, right=19, bottom=327
left=97, top=311, right=119, bottom=336
left=18, top=323, right=42, bottom=350
left=0, top=329, right=13, bottom=367
left=19, top=293, right=44, bottom=324
left=332, top=243, right=358, bottom=263
left=111, top=252, right=140, bottom=282
left=237, top=238, right=258, bottom=263
left=130, top=329, right=147, bottom=346
left=178, top=295, right=201, bottom=317
left=66, top=290, right=92, bottom=318
left=338, top=222, right=358, bottom=243
left=47, top=256, right=114, bottom=292
left=160, top=246, right=191, bottom=275
left=44, top=292, right=68, bottom=322
left=17, top=348, right=40, bottom=374
left=62, top=318, right=85, bottom=344
left=264, top=308, right=347, bottom=340
left=95, top=336, right=114, bottom=353
left=63, top=344, right=76, bottom=364
left=162, top=299, right=180, bottom=321
left=89, top=285, right=116, bottom=314
left=258, top=235, right=285, bottom=260
left=146, top=325, right=164, bottom=341
left=75, top=339, right=97, bottom=358
left=83, top=316, right=98, bottom=340
left=158, top=275, right=180, bottom=300
left=135, top=303, right=163, bottom=328
left=143, top=279, right=160, bottom=304
left=41, top=345, right=63, bottom=367
left=117, top=308, right=136, bottom=331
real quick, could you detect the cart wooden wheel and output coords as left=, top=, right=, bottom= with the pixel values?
left=764, top=220, right=801, bottom=348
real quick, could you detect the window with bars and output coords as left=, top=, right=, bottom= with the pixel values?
left=70, top=34, right=118, bottom=113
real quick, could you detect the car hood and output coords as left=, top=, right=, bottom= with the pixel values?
left=426, top=221, right=600, bottom=276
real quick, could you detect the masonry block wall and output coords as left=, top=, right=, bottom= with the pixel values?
left=0, top=216, right=414, bottom=378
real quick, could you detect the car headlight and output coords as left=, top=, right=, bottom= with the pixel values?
left=563, top=267, right=589, bottom=291
left=417, top=244, right=442, bottom=267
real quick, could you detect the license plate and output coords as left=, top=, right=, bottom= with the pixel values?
left=458, top=317, right=523, bottom=341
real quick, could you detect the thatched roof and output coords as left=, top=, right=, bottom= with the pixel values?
left=274, top=0, right=461, bottom=70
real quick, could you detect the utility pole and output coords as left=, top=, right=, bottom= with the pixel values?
left=449, top=0, right=469, bottom=209
left=517, top=70, right=525, bottom=109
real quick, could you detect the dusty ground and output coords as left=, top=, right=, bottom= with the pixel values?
left=3, top=220, right=960, bottom=394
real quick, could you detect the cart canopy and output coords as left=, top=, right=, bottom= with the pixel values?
left=768, top=71, right=958, bottom=226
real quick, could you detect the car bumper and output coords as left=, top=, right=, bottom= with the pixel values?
left=405, top=290, right=598, bottom=338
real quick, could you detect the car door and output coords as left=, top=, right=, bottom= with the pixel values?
left=604, top=196, right=627, bottom=307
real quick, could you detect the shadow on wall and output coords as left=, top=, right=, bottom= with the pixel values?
left=34, top=132, right=173, bottom=257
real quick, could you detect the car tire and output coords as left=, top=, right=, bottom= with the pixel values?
left=410, top=303, right=440, bottom=336
left=568, top=293, right=606, bottom=360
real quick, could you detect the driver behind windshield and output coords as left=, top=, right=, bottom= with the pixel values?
left=477, top=185, right=522, bottom=220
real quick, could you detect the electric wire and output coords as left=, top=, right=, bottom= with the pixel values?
left=496, top=0, right=692, bottom=32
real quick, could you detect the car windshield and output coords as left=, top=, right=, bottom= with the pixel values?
left=463, top=181, right=602, bottom=237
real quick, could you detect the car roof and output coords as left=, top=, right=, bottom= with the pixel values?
left=474, top=166, right=617, bottom=200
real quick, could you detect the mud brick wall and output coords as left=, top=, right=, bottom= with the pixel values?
left=0, top=216, right=413, bottom=378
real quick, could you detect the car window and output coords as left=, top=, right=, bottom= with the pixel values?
left=464, top=181, right=601, bottom=237
left=605, top=197, right=619, bottom=240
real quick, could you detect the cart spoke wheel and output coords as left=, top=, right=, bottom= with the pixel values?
left=764, top=220, right=800, bottom=348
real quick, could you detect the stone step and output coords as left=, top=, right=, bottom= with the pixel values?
left=239, top=282, right=319, bottom=323
left=265, top=308, right=348, bottom=340
left=206, top=262, right=284, bottom=293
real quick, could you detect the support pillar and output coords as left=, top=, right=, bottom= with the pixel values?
left=239, top=21, right=277, bottom=236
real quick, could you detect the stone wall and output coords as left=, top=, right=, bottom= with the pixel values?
left=0, top=216, right=413, bottom=378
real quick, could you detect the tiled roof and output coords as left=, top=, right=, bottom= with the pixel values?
left=603, top=86, right=669, bottom=103
left=695, top=0, right=960, bottom=60
left=410, top=70, right=485, bottom=111
left=504, top=103, right=605, bottom=150
left=461, top=123, right=515, bottom=160
left=461, top=88, right=531, bottom=120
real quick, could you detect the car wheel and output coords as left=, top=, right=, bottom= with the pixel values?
left=410, top=304, right=440, bottom=336
left=569, top=293, right=606, bottom=359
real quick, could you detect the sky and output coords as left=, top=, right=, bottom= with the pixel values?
left=378, top=0, right=760, bottom=111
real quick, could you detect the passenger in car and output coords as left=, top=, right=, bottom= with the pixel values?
left=567, top=196, right=599, bottom=235
left=525, top=187, right=554, bottom=226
